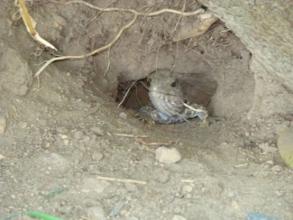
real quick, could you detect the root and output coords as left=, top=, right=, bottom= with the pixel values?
left=34, top=0, right=204, bottom=77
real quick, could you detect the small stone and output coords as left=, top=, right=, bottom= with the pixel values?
left=128, top=217, right=139, bottom=220
left=19, top=122, right=28, bottom=128
left=258, top=142, right=277, bottom=154
left=119, top=112, right=128, bottom=120
left=87, top=206, right=107, bottom=220
left=59, top=134, right=68, bottom=139
left=0, top=154, right=5, bottom=160
left=91, top=127, right=105, bottom=136
left=277, top=127, right=293, bottom=168
left=63, top=139, right=69, bottom=145
left=155, top=147, right=181, bottom=164
left=73, top=131, right=84, bottom=139
left=172, top=215, right=186, bottom=220
left=271, top=165, right=282, bottom=173
left=0, top=115, right=7, bottom=134
left=92, top=152, right=104, bottom=161
left=182, top=185, right=193, bottom=194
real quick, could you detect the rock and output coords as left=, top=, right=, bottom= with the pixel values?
left=0, top=115, right=6, bottom=134
left=90, top=127, right=105, bottom=136
left=199, top=0, right=293, bottom=119
left=277, top=127, right=293, bottom=168
left=0, top=154, right=5, bottom=160
left=0, top=46, right=33, bottom=96
left=258, top=142, right=277, bottom=154
left=172, top=215, right=187, bottom=220
left=271, top=165, right=282, bottom=173
left=87, top=206, right=107, bottom=220
left=155, top=147, right=181, bottom=164
left=182, top=185, right=193, bottom=194
left=119, top=112, right=128, bottom=120
left=91, top=152, right=104, bottom=161
left=73, top=130, right=84, bottom=139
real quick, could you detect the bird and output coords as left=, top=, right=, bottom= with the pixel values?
left=147, top=69, right=208, bottom=124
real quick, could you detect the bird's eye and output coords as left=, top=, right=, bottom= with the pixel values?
left=170, top=81, right=177, bottom=87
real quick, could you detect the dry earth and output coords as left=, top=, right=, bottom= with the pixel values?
left=0, top=1, right=292, bottom=220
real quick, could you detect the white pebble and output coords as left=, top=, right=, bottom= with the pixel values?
left=172, top=215, right=186, bottom=220
left=155, top=147, right=181, bottom=164
left=0, top=115, right=6, bottom=134
left=182, top=185, right=193, bottom=193
left=90, top=127, right=105, bottom=136
left=119, top=112, right=128, bottom=119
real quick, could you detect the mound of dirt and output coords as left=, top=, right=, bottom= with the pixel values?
left=0, top=1, right=292, bottom=220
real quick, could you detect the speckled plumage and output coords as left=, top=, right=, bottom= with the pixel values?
left=145, top=69, right=208, bottom=124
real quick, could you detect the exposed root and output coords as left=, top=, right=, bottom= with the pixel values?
left=34, top=0, right=204, bottom=77
left=34, top=13, right=138, bottom=77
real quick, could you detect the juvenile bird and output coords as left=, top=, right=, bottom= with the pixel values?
left=146, top=69, right=208, bottom=124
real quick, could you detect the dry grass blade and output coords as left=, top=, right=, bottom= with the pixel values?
left=17, top=0, right=58, bottom=51
left=96, top=175, right=147, bottom=185
left=117, top=81, right=137, bottom=108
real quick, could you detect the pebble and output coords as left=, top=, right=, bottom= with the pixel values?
left=271, top=165, right=282, bottom=173
left=182, top=185, right=193, bottom=194
left=277, top=127, right=293, bottom=168
left=119, top=112, right=128, bottom=120
left=91, top=127, right=105, bottom=136
left=73, top=130, right=84, bottom=139
left=172, top=215, right=187, bottom=220
left=155, top=147, right=182, bottom=164
left=0, top=115, right=7, bottom=134
left=92, top=152, right=104, bottom=161
left=258, top=142, right=277, bottom=154
left=0, top=154, right=5, bottom=160
left=86, top=206, right=107, bottom=220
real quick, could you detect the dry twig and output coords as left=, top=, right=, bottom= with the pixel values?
left=113, top=133, right=148, bottom=138
left=136, top=138, right=174, bottom=147
left=96, top=175, right=147, bottom=185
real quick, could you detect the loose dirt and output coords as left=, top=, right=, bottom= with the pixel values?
left=0, top=1, right=292, bottom=220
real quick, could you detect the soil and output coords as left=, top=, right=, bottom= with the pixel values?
left=0, top=1, right=292, bottom=220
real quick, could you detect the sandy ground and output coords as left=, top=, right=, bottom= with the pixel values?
left=0, top=1, right=292, bottom=220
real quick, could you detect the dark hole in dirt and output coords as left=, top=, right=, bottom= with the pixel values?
left=116, top=78, right=150, bottom=111
left=90, top=18, right=254, bottom=120
left=115, top=72, right=218, bottom=116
